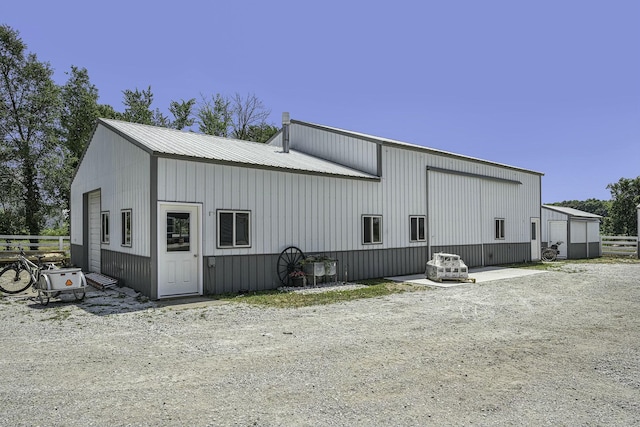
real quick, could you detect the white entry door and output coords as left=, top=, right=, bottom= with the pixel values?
left=530, top=218, right=540, bottom=261
left=158, top=203, right=201, bottom=298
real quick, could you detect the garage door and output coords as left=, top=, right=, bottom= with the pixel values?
left=88, top=191, right=101, bottom=273
left=548, top=220, right=567, bottom=259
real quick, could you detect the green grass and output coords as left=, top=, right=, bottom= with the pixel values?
left=211, top=281, right=422, bottom=308
left=504, top=255, right=639, bottom=270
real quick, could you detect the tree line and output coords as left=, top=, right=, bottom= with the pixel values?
left=2, top=24, right=638, bottom=239
left=0, top=25, right=278, bottom=237
left=547, top=176, right=640, bottom=236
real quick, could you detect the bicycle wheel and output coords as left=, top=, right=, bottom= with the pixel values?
left=0, top=265, right=33, bottom=294
left=37, top=290, right=49, bottom=306
left=73, top=287, right=85, bottom=301
left=541, top=248, right=556, bottom=262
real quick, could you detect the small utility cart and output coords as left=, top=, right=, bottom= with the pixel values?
left=34, top=268, right=87, bottom=306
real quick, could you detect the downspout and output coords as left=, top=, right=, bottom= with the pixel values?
left=426, top=168, right=431, bottom=260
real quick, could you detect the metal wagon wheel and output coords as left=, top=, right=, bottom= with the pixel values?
left=541, top=248, right=557, bottom=262
left=277, top=246, right=305, bottom=286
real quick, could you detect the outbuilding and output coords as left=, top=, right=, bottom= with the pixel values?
left=541, top=205, right=602, bottom=259
left=71, top=116, right=543, bottom=299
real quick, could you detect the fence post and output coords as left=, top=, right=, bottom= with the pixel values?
left=59, top=236, right=64, bottom=251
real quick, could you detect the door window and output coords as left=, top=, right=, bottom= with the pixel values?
left=167, top=212, right=190, bottom=252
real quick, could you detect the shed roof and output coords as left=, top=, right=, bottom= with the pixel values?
left=542, top=205, right=603, bottom=219
left=98, top=119, right=378, bottom=180
left=290, top=120, right=544, bottom=176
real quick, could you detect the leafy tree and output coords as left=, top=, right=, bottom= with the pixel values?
left=606, top=176, right=640, bottom=236
left=197, top=93, right=232, bottom=137
left=121, top=86, right=155, bottom=125
left=97, top=103, right=118, bottom=120
left=169, top=99, right=196, bottom=130
left=120, top=86, right=195, bottom=130
left=0, top=207, right=25, bottom=235
left=60, top=66, right=100, bottom=167
left=0, top=25, right=60, bottom=237
left=0, top=162, right=26, bottom=236
left=245, top=122, right=279, bottom=143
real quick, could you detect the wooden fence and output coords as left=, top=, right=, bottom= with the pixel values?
left=0, top=235, right=70, bottom=265
left=601, top=236, right=638, bottom=257
left=0, top=235, right=70, bottom=252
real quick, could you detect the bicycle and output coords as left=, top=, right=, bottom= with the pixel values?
left=0, top=248, right=85, bottom=305
left=0, top=248, right=50, bottom=294
left=541, top=241, right=563, bottom=262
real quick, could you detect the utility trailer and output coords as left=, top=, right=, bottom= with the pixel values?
left=34, top=268, right=87, bottom=305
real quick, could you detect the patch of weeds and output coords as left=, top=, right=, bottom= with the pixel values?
left=211, top=281, right=422, bottom=308
left=43, top=308, right=72, bottom=322
left=136, top=295, right=149, bottom=303
left=568, top=256, right=640, bottom=265
left=560, top=265, right=587, bottom=274
left=505, top=256, right=639, bottom=271
left=503, top=261, right=565, bottom=271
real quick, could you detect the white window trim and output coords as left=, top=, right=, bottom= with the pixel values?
left=409, top=215, right=427, bottom=242
left=121, top=209, right=132, bottom=247
left=217, top=210, right=251, bottom=248
left=362, top=215, right=383, bottom=245
left=495, top=218, right=505, bottom=240
left=101, top=211, right=110, bottom=244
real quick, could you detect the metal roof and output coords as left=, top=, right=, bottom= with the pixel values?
left=542, top=205, right=603, bottom=219
left=99, top=119, right=378, bottom=180
left=291, top=120, right=544, bottom=176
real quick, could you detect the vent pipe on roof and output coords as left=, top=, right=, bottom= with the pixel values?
left=282, top=112, right=290, bottom=153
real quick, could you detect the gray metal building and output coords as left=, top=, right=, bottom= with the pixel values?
left=71, top=116, right=543, bottom=299
left=541, top=205, right=602, bottom=259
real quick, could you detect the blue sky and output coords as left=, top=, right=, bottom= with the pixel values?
left=4, top=1, right=639, bottom=203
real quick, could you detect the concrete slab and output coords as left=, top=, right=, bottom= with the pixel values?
left=386, top=266, right=547, bottom=288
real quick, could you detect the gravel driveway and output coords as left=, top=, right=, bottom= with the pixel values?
left=1, top=262, right=639, bottom=426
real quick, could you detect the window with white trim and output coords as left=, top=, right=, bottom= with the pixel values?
left=410, top=216, right=426, bottom=242
left=495, top=218, right=505, bottom=240
left=218, top=210, right=251, bottom=248
left=121, top=209, right=132, bottom=247
left=101, top=211, right=110, bottom=244
left=362, top=215, right=382, bottom=244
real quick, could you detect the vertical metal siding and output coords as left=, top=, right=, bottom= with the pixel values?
left=589, top=242, right=602, bottom=258
left=101, top=249, right=152, bottom=296
left=156, top=132, right=540, bottom=292
left=428, top=171, right=482, bottom=246
left=290, top=124, right=378, bottom=175
left=71, top=125, right=151, bottom=257
left=431, top=245, right=484, bottom=267
left=157, top=140, right=539, bottom=257
left=70, top=243, right=85, bottom=270
left=482, top=243, right=530, bottom=265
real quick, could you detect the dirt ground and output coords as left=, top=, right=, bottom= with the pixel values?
left=1, top=262, right=639, bottom=426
